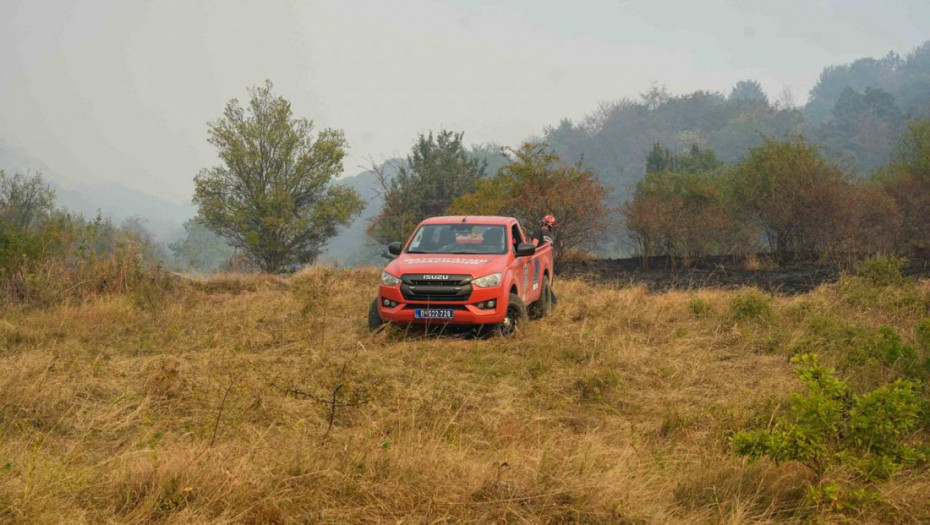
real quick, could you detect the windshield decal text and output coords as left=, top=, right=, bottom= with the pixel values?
left=404, top=257, right=489, bottom=265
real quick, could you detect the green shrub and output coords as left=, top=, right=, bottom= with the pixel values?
left=0, top=225, right=43, bottom=274
left=687, top=297, right=712, bottom=317
left=837, top=271, right=925, bottom=311
left=794, top=314, right=870, bottom=357
left=806, top=481, right=881, bottom=513
left=847, top=325, right=913, bottom=365
left=2, top=212, right=167, bottom=308
left=853, top=255, right=909, bottom=286
left=844, top=325, right=929, bottom=381
left=734, top=354, right=927, bottom=487
left=728, top=290, right=772, bottom=321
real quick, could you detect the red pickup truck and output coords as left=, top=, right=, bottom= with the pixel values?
left=369, top=216, right=554, bottom=336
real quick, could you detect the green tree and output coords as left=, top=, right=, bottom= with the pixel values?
left=877, top=119, right=930, bottom=252
left=0, top=171, right=57, bottom=272
left=624, top=146, right=742, bottom=265
left=449, top=143, right=611, bottom=263
left=805, top=52, right=903, bottom=125
left=0, top=170, right=55, bottom=230
left=677, top=143, right=724, bottom=173
left=368, top=130, right=486, bottom=244
left=168, top=218, right=236, bottom=273
left=193, top=81, right=364, bottom=273
left=646, top=143, right=675, bottom=173
left=890, top=118, right=930, bottom=183
left=898, top=42, right=930, bottom=114
left=726, top=137, right=847, bottom=258
left=815, top=86, right=906, bottom=174
left=729, top=80, right=768, bottom=105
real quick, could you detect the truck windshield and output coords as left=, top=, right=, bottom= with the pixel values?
left=406, top=224, right=507, bottom=255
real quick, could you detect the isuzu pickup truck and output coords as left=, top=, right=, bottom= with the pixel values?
left=369, top=216, right=554, bottom=336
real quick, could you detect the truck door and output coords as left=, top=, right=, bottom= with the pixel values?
left=521, top=223, right=542, bottom=295
left=510, top=223, right=529, bottom=302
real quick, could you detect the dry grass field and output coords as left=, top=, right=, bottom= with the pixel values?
left=1, top=267, right=928, bottom=524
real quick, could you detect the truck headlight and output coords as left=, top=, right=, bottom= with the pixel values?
left=381, top=271, right=401, bottom=286
left=471, top=272, right=501, bottom=288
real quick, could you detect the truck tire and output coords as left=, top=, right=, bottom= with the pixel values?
left=495, top=293, right=528, bottom=337
left=530, top=276, right=552, bottom=319
left=368, top=298, right=385, bottom=332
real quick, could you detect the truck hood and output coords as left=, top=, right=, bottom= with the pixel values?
left=385, top=253, right=508, bottom=279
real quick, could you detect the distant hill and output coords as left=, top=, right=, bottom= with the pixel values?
left=318, top=159, right=405, bottom=266
left=53, top=184, right=194, bottom=242
left=0, top=141, right=194, bottom=242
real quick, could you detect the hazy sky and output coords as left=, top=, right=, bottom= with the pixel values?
left=2, top=0, right=928, bottom=205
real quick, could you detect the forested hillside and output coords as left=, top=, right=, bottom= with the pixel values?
left=544, top=42, right=930, bottom=205
left=329, top=41, right=930, bottom=262
left=5, top=42, right=929, bottom=267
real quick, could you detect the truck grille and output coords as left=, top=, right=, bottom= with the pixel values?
left=401, top=274, right=472, bottom=302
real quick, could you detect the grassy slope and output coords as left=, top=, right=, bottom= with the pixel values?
left=0, top=269, right=928, bottom=524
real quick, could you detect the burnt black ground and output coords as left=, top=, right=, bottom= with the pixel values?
left=559, top=255, right=930, bottom=295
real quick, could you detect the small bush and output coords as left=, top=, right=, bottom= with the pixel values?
left=129, top=266, right=179, bottom=318
left=853, top=255, right=909, bottom=286
left=847, top=325, right=914, bottom=365
left=795, top=314, right=870, bottom=357
left=2, top=212, right=168, bottom=308
left=729, top=290, right=772, bottom=321
left=806, top=481, right=881, bottom=513
left=734, top=353, right=928, bottom=509
left=844, top=325, right=929, bottom=381
left=837, top=271, right=924, bottom=311
left=687, top=297, right=712, bottom=317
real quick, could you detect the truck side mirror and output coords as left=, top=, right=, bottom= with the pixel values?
left=515, top=242, right=536, bottom=257
left=387, top=242, right=403, bottom=256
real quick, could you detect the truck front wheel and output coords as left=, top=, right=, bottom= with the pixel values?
left=368, top=298, right=385, bottom=332
left=494, top=293, right=528, bottom=337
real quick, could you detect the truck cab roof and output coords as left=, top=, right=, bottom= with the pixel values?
left=420, top=216, right=515, bottom=226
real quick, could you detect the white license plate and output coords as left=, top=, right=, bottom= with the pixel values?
left=414, top=309, right=454, bottom=319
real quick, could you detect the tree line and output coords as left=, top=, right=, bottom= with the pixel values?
left=366, top=132, right=610, bottom=265
left=623, top=121, right=930, bottom=266
left=542, top=42, right=930, bottom=250
left=0, top=170, right=170, bottom=305
left=622, top=124, right=930, bottom=262
left=148, top=39, right=930, bottom=271
left=4, top=40, right=930, bottom=278
left=362, top=41, right=930, bottom=264
left=365, top=117, right=930, bottom=270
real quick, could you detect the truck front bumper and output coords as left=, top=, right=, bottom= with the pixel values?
left=377, top=284, right=506, bottom=325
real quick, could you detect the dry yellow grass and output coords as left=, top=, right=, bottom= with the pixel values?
left=1, top=268, right=928, bottom=524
